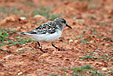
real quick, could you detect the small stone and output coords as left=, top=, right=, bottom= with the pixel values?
left=19, top=17, right=26, bottom=20
left=102, top=67, right=107, bottom=71
left=74, top=40, right=78, bottom=43
left=69, top=39, right=73, bottom=43
left=16, top=47, right=26, bottom=52
left=18, top=72, right=23, bottom=75
left=16, top=47, right=32, bottom=52
left=3, top=55, right=14, bottom=59
left=75, top=19, right=85, bottom=23
left=105, top=43, right=109, bottom=46
left=90, top=40, right=94, bottom=43
left=34, top=15, right=47, bottom=21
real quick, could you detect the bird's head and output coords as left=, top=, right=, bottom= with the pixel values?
left=54, top=18, right=72, bottom=30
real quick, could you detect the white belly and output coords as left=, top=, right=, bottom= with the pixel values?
left=30, top=30, right=62, bottom=42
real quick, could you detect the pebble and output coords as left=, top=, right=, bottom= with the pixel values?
left=74, top=40, right=79, bottom=43
left=19, top=17, right=26, bottom=20
left=18, top=72, right=23, bottom=75
left=16, top=47, right=33, bottom=52
left=34, top=15, right=47, bottom=21
left=3, top=55, right=14, bottom=59
left=75, top=19, right=85, bottom=23
left=69, top=39, right=74, bottom=43
left=102, top=67, right=107, bottom=71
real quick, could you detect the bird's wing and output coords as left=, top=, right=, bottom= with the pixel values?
left=28, top=21, right=58, bottom=34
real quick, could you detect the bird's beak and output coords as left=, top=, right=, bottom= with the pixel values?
left=66, top=24, right=72, bottom=29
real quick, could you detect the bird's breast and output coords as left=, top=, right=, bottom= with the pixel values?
left=30, top=29, right=62, bottom=42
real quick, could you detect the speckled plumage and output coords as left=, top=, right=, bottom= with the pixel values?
left=29, top=21, right=58, bottom=34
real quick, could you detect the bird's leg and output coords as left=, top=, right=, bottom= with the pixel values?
left=51, top=42, right=64, bottom=51
left=37, top=42, right=47, bottom=53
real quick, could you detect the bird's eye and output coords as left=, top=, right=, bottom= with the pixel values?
left=61, top=20, right=66, bottom=23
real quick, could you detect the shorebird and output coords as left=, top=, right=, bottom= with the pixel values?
left=21, top=18, right=72, bottom=53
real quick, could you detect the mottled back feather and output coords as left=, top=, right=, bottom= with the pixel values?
left=28, top=21, right=58, bottom=34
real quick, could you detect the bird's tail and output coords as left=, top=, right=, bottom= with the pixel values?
left=20, top=32, right=31, bottom=35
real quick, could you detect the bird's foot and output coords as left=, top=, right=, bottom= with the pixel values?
left=56, top=48, right=65, bottom=51
left=39, top=47, right=47, bottom=53
left=40, top=50, right=47, bottom=53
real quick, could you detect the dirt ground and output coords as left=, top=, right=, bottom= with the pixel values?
left=0, top=0, right=113, bottom=76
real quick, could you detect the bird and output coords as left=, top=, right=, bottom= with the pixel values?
left=21, top=17, right=72, bottom=53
